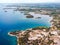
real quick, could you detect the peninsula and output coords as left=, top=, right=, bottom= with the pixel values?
left=8, top=26, right=60, bottom=45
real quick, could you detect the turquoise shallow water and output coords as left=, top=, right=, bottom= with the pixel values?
left=0, top=4, right=52, bottom=45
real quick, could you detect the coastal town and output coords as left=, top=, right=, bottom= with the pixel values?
left=7, top=5, right=60, bottom=45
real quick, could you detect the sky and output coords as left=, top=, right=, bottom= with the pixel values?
left=0, top=0, right=60, bottom=3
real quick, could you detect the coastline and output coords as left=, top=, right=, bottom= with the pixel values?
left=8, top=32, right=16, bottom=36
left=8, top=25, right=60, bottom=45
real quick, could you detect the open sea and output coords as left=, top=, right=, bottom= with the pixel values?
left=0, top=4, right=52, bottom=45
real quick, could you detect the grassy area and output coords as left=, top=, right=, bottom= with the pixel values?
left=58, top=28, right=60, bottom=30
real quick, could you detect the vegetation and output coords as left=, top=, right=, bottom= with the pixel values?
left=26, top=15, right=34, bottom=18
left=32, top=26, right=49, bottom=30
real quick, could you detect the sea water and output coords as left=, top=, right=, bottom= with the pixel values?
left=0, top=4, right=52, bottom=45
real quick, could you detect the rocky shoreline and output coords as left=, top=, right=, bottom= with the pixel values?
left=8, top=25, right=60, bottom=45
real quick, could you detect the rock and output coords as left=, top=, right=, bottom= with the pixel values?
left=26, top=15, right=34, bottom=18
left=35, top=17, right=41, bottom=19
left=5, top=10, right=7, bottom=12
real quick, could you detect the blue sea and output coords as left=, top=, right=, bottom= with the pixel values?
left=0, top=4, right=52, bottom=45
